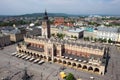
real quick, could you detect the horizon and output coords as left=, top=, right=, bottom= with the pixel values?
left=0, top=12, right=120, bottom=17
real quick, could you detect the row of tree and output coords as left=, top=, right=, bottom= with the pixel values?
left=57, top=33, right=65, bottom=39
left=51, top=33, right=78, bottom=40
left=88, top=22, right=101, bottom=26
left=71, top=35, right=77, bottom=39
left=51, top=33, right=66, bottom=39
left=84, top=37, right=113, bottom=43
left=0, top=20, right=29, bottom=26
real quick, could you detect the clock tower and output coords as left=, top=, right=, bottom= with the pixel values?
left=42, top=10, right=51, bottom=38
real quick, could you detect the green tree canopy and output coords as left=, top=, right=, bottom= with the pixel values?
left=56, top=33, right=65, bottom=39
left=66, top=73, right=75, bottom=80
left=108, top=38, right=112, bottom=43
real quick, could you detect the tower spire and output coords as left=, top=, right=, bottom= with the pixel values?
left=45, top=9, right=47, bottom=15
left=44, top=9, right=48, bottom=20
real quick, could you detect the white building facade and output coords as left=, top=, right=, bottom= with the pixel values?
left=95, top=27, right=120, bottom=42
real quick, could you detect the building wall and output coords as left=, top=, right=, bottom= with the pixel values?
left=24, top=37, right=104, bottom=56
left=83, top=31, right=96, bottom=38
left=84, top=30, right=120, bottom=42
left=118, top=33, right=120, bottom=43
left=0, top=35, right=11, bottom=47
left=42, top=20, right=51, bottom=38
left=96, top=31, right=119, bottom=41
left=10, top=33, right=24, bottom=42
left=17, top=40, right=105, bottom=75
left=51, top=28, right=83, bottom=39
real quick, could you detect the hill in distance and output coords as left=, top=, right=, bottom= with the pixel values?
left=19, top=13, right=80, bottom=17
left=0, top=13, right=82, bottom=18
left=0, top=13, right=119, bottom=18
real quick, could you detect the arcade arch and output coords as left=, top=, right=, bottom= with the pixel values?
left=77, top=64, right=82, bottom=68
left=58, top=59, right=62, bottom=63
left=82, top=65, right=87, bottom=69
left=67, top=62, right=71, bottom=65
left=72, top=63, right=76, bottom=67
left=88, top=66, right=93, bottom=71
left=94, top=68, right=99, bottom=72
left=54, top=58, right=57, bottom=62
left=63, top=61, right=67, bottom=64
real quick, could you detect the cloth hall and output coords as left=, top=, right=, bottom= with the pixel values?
left=16, top=11, right=108, bottom=75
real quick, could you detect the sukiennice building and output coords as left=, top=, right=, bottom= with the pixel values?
left=16, top=11, right=108, bottom=75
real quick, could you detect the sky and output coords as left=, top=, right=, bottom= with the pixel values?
left=0, top=0, right=120, bottom=15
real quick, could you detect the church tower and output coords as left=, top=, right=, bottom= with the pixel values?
left=42, top=10, right=51, bottom=38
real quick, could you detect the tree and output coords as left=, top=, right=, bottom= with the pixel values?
left=49, top=20, right=54, bottom=24
left=73, top=36, right=77, bottom=39
left=84, top=37, right=90, bottom=41
left=86, top=37, right=90, bottom=41
left=100, top=39, right=104, bottom=43
left=56, top=33, right=65, bottom=39
left=91, top=37, right=93, bottom=41
left=71, top=35, right=74, bottom=38
left=108, top=38, right=112, bottom=43
left=66, top=73, right=75, bottom=80
left=35, top=23, right=40, bottom=26
left=103, top=38, right=107, bottom=43
left=83, top=37, right=86, bottom=41
left=51, top=33, right=55, bottom=37
left=94, top=38, right=97, bottom=42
